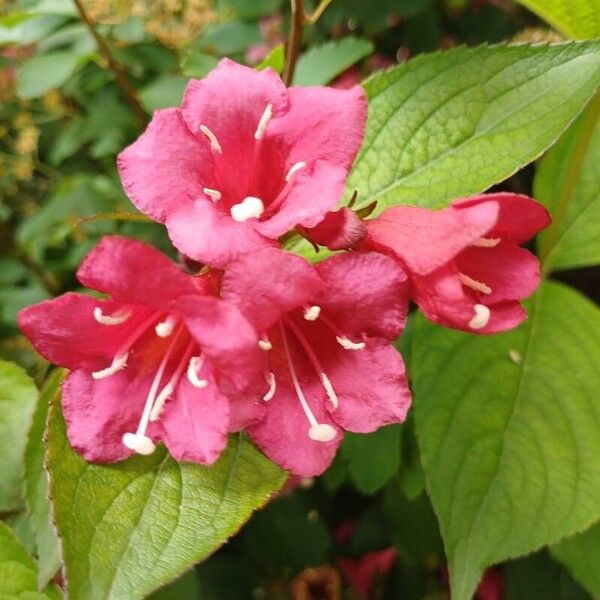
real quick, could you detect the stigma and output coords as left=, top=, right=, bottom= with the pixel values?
left=469, top=304, right=491, bottom=329
left=231, top=196, right=264, bottom=222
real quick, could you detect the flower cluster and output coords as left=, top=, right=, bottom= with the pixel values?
left=19, top=60, right=550, bottom=476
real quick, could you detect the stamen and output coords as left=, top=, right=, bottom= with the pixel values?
left=279, top=322, right=334, bottom=441
left=199, top=125, right=222, bottom=154
left=258, top=337, right=272, bottom=351
left=230, top=196, right=264, bottom=222
left=472, top=237, right=501, bottom=248
left=93, top=307, right=131, bottom=326
left=155, top=315, right=176, bottom=337
left=122, top=433, right=155, bottom=455
left=254, top=103, right=272, bottom=140
left=263, top=372, right=276, bottom=401
left=469, top=304, right=491, bottom=329
left=336, top=336, right=365, bottom=351
left=187, top=356, right=208, bottom=388
left=303, top=305, right=321, bottom=321
left=203, top=187, right=222, bottom=202
left=92, top=352, right=128, bottom=379
left=285, top=161, right=307, bottom=182
left=285, top=318, right=340, bottom=410
left=458, top=273, right=492, bottom=295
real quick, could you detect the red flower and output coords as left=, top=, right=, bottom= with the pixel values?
left=338, top=548, right=398, bottom=599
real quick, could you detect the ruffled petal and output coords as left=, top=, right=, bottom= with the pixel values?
left=221, top=248, right=325, bottom=333
left=453, top=193, right=551, bottom=244
left=315, top=252, right=409, bottom=340
left=365, top=202, right=499, bottom=275
left=117, top=108, right=209, bottom=221
left=77, top=236, right=198, bottom=308
left=166, top=198, right=273, bottom=268
left=303, top=207, right=367, bottom=250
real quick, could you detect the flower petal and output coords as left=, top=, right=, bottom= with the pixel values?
left=315, top=252, right=409, bottom=340
left=77, top=236, right=199, bottom=308
left=302, top=207, right=367, bottom=251
left=117, top=108, right=209, bottom=222
left=365, top=202, right=499, bottom=276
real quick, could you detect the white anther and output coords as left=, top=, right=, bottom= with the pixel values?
left=155, top=316, right=176, bottom=337
left=258, top=338, right=272, bottom=351
left=336, top=336, right=366, bottom=351
left=203, top=187, right=222, bottom=202
left=92, top=352, right=128, bottom=379
left=263, top=372, right=276, bottom=401
left=93, top=307, right=131, bottom=326
left=254, top=103, right=272, bottom=140
left=303, top=305, right=321, bottom=321
left=230, top=196, right=264, bottom=222
left=321, top=373, right=339, bottom=409
left=149, top=382, right=174, bottom=422
left=308, top=423, right=336, bottom=442
left=472, top=237, right=501, bottom=248
left=285, top=161, right=307, bottom=182
left=199, top=125, right=222, bottom=154
left=469, top=304, right=491, bottom=330
left=458, top=273, right=492, bottom=295
left=509, top=349, right=522, bottom=364
left=187, top=356, right=208, bottom=388
left=122, top=432, right=156, bottom=455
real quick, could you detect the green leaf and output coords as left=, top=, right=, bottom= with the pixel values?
left=17, top=51, right=86, bottom=99
left=536, top=94, right=600, bottom=271
left=256, top=44, right=284, bottom=74
left=551, top=523, right=600, bottom=598
left=0, top=521, right=60, bottom=599
left=180, top=52, right=219, bottom=79
left=0, top=360, right=38, bottom=512
left=341, top=425, right=401, bottom=495
left=412, top=282, right=600, bottom=600
left=192, top=21, right=261, bottom=56
left=293, top=37, right=374, bottom=86
left=515, top=0, right=600, bottom=39
left=139, top=75, right=189, bottom=113
left=24, top=370, right=64, bottom=589
left=46, top=396, right=285, bottom=600
left=346, top=42, right=600, bottom=214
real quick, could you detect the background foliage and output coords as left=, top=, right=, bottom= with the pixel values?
left=0, top=0, right=599, bottom=598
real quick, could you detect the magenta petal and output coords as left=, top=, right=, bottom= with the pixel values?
left=365, top=202, right=499, bottom=275
left=166, top=199, right=273, bottom=267
left=304, top=207, right=367, bottom=250
left=315, top=252, right=409, bottom=340
left=117, top=108, right=209, bottom=221
left=221, top=248, right=325, bottom=333
left=453, top=193, right=551, bottom=244
left=160, top=373, right=229, bottom=465
left=77, top=236, right=198, bottom=308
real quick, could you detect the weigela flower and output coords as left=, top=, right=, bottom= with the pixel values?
left=118, top=59, right=367, bottom=267
left=219, top=248, right=412, bottom=476
left=363, top=193, right=551, bottom=333
left=338, top=548, right=397, bottom=599
left=18, top=236, right=259, bottom=465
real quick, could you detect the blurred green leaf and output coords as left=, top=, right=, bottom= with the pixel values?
left=139, top=75, right=188, bottom=112
left=551, top=523, right=600, bottom=598
left=0, top=14, right=66, bottom=45
left=148, top=569, right=202, bottom=600
left=192, top=21, right=261, bottom=56
left=515, top=0, right=600, bottom=39
left=537, top=95, right=600, bottom=271
left=346, top=42, right=600, bottom=213
left=180, top=51, right=219, bottom=78
left=294, top=37, right=374, bottom=86
left=412, top=282, right=600, bottom=600
left=256, top=44, right=284, bottom=73
left=47, top=396, right=285, bottom=600
left=0, top=360, right=38, bottom=512
left=218, top=0, right=283, bottom=20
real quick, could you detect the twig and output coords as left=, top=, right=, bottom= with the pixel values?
left=71, top=0, right=147, bottom=128
left=283, top=0, right=305, bottom=86
left=304, top=0, right=333, bottom=24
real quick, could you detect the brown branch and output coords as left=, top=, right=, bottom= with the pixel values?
left=71, top=0, right=147, bottom=128
left=283, top=0, right=305, bottom=86
left=304, top=0, right=333, bottom=24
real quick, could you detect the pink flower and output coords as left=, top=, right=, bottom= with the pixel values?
left=118, top=59, right=367, bottom=267
left=338, top=548, right=398, bottom=599
left=364, top=193, right=551, bottom=333
left=220, top=247, right=411, bottom=476
left=18, top=236, right=259, bottom=465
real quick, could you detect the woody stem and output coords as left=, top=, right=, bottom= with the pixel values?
left=283, top=0, right=304, bottom=86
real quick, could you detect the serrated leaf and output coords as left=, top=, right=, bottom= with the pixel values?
left=0, top=360, right=38, bottom=512
left=341, top=425, right=401, bottom=495
left=515, top=0, right=600, bottom=39
left=0, top=521, right=60, bottom=599
left=346, top=42, right=600, bottom=213
left=551, top=522, right=600, bottom=598
left=536, top=94, right=600, bottom=271
left=293, top=37, right=374, bottom=86
left=46, top=395, right=285, bottom=600
left=412, top=282, right=600, bottom=600
left=24, top=370, right=64, bottom=589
